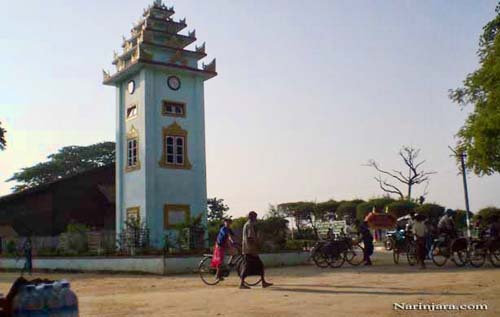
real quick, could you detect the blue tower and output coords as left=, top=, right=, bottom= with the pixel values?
left=103, top=0, right=217, bottom=247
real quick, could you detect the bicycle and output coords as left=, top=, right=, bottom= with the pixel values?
left=392, top=230, right=416, bottom=265
left=310, top=234, right=364, bottom=268
left=430, top=234, right=468, bottom=267
left=198, top=244, right=262, bottom=286
left=467, top=236, right=500, bottom=268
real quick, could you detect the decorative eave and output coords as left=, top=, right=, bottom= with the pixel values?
left=113, top=42, right=206, bottom=65
left=123, top=28, right=196, bottom=50
left=142, top=42, right=207, bottom=59
left=103, top=59, right=216, bottom=86
left=145, top=0, right=175, bottom=17
left=133, top=16, right=187, bottom=34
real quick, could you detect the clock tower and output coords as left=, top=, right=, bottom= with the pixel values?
left=103, top=0, right=216, bottom=248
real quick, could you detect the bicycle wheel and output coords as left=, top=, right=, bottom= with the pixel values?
left=233, top=255, right=263, bottom=286
left=431, top=241, right=448, bottom=267
left=393, top=249, right=400, bottom=264
left=384, top=237, right=394, bottom=251
left=328, top=252, right=346, bottom=268
left=346, top=244, right=364, bottom=266
left=311, top=246, right=329, bottom=268
left=244, top=276, right=263, bottom=287
left=199, top=256, right=221, bottom=286
left=469, top=241, right=486, bottom=268
left=451, top=239, right=468, bottom=267
left=489, top=241, right=500, bottom=267
left=407, top=243, right=417, bottom=266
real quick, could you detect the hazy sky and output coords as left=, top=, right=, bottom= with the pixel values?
left=1, top=0, right=499, bottom=217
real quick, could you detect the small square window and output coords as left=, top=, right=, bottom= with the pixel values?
left=162, top=101, right=185, bottom=117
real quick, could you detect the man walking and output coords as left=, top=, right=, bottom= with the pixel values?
left=412, top=213, right=428, bottom=269
left=239, top=211, right=273, bottom=289
left=360, top=220, right=374, bottom=265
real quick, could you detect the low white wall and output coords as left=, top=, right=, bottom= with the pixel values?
left=0, top=252, right=310, bottom=275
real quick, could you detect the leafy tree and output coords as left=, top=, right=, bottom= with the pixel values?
left=207, top=197, right=230, bottom=224
left=0, top=121, right=6, bottom=151
left=316, top=199, right=340, bottom=218
left=367, top=146, right=435, bottom=200
left=266, top=204, right=286, bottom=219
left=454, top=209, right=474, bottom=230
left=356, top=202, right=373, bottom=221
left=415, top=203, right=445, bottom=222
left=336, top=200, right=364, bottom=219
left=256, top=217, right=289, bottom=252
left=7, top=142, right=115, bottom=192
left=278, top=201, right=316, bottom=232
left=278, top=200, right=336, bottom=234
left=449, top=4, right=500, bottom=175
left=476, top=206, right=500, bottom=224
left=386, top=200, right=418, bottom=218
left=356, top=197, right=395, bottom=220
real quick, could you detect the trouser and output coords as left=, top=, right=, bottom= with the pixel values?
left=363, top=241, right=374, bottom=263
left=416, top=237, right=426, bottom=266
left=23, top=255, right=32, bottom=275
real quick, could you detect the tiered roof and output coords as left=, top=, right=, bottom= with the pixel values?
left=103, top=0, right=216, bottom=85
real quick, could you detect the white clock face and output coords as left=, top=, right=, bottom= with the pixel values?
left=167, top=76, right=181, bottom=91
left=127, top=80, right=135, bottom=94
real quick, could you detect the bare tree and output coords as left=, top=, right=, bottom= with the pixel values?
left=366, top=146, right=436, bottom=201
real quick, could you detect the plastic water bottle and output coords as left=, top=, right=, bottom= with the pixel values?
left=60, top=281, right=79, bottom=317
left=24, top=285, right=46, bottom=317
left=43, top=283, right=63, bottom=317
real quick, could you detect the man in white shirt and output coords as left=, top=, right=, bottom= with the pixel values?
left=412, top=213, right=428, bottom=269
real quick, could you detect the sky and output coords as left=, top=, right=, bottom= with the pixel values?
left=0, top=0, right=499, bottom=218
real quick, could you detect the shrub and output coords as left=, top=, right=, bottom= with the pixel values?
left=476, top=207, right=500, bottom=224
left=367, top=197, right=396, bottom=212
left=337, top=201, right=362, bottom=219
left=386, top=200, right=418, bottom=218
left=256, top=217, right=289, bottom=251
left=415, top=203, right=445, bottom=222
left=454, top=209, right=473, bottom=230
left=285, top=239, right=315, bottom=251
left=6, top=240, right=17, bottom=255
left=356, top=202, right=373, bottom=220
left=356, top=197, right=396, bottom=220
left=292, top=227, right=316, bottom=240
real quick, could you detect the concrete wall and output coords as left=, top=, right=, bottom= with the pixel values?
left=0, top=252, right=310, bottom=275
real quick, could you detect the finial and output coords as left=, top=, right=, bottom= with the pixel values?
left=179, top=17, right=186, bottom=24
left=188, top=29, right=196, bottom=38
left=195, top=42, right=206, bottom=53
left=113, top=50, right=118, bottom=60
left=154, top=0, right=162, bottom=7
left=202, top=58, right=216, bottom=72
left=102, top=69, right=111, bottom=80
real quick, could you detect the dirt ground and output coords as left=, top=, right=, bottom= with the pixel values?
left=1, top=253, right=498, bottom=317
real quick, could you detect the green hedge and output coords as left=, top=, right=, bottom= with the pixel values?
left=386, top=200, right=418, bottom=218
left=415, top=203, right=445, bottom=221
left=356, top=197, right=395, bottom=220
left=476, top=207, right=500, bottom=224
left=337, top=201, right=363, bottom=219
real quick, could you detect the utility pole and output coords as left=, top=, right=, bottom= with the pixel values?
left=449, top=146, right=471, bottom=239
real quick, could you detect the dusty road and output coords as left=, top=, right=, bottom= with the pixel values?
left=1, top=257, right=498, bottom=317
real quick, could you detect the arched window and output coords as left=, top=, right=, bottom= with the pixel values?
left=159, top=122, right=191, bottom=169
left=126, top=126, right=141, bottom=172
